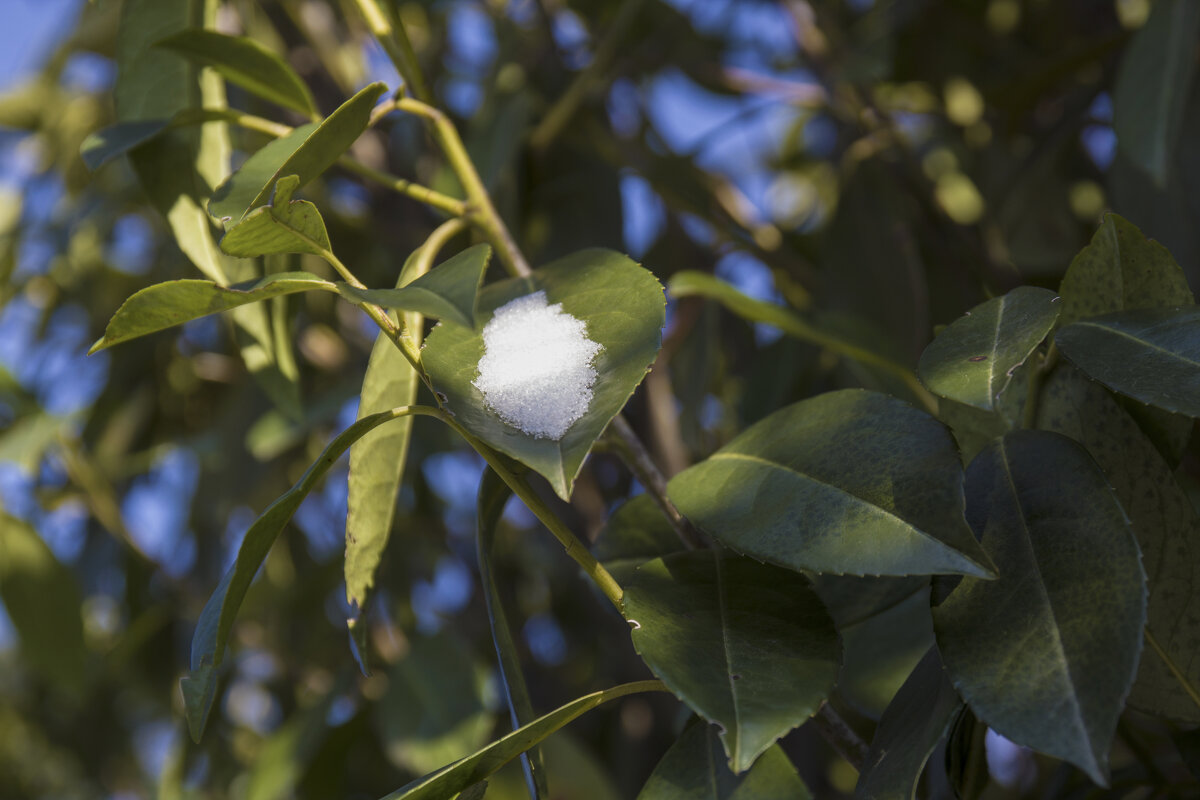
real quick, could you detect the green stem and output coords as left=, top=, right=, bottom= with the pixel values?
left=1021, top=342, right=1058, bottom=429
left=1144, top=627, right=1200, bottom=712
left=812, top=701, right=868, bottom=770
left=349, top=0, right=432, bottom=103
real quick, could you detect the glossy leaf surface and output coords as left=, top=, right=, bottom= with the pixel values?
left=667, top=390, right=994, bottom=577
left=625, top=550, right=840, bottom=773
left=933, top=430, right=1147, bottom=786
left=422, top=249, right=665, bottom=500
left=219, top=175, right=331, bottom=257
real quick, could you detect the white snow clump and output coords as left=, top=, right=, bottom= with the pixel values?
left=472, top=290, right=603, bottom=440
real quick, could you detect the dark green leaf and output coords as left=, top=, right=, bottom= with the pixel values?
left=593, top=493, right=683, bottom=585
left=155, top=30, right=318, bottom=117
left=932, top=430, right=1147, bottom=786
left=209, top=82, right=386, bottom=222
left=379, top=681, right=667, bottom=800
left=943, top=708, right=989, bottom=800
left=667, top=390, right=994, bottom=578
left=219, top=175, right=331, bottom=257
left=422, top=249, right=665, bottom=500
left=90, top=272, right=336, bottom=353
left=625, top=550, right=840, bottom=773
left=182, top=407, right=416, bottom=741
left=855, top=648, right=963, bottom=800
left=1113, top=0, right=1200, bottom=186
left=836, top=584, right=935, bottom=718
left=0, top=513, right=87, bottom=691
left=808, top=574, right=928, bottom=630
left=1036, top=364, right=1200, bottom=722
left=637, top=718, right=812, bottom=799
left=1055, top=307, right=1200, bottom=417
left=917, top=287, right=1059, bottom=411
left=338, top=244, right=491, bottom=329
left=477, top=468, right=549, bottom=800
left=80, top=119, right=170, bottom=171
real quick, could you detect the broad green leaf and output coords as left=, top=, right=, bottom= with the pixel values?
left=90, top=272, right=336, bottom=353
left=625, top=550, right=840, bottom=773
left=1055, top=307, right=1200, bottom=417
left=0, top=513, right=87, bottom=691
left=209, top=82, right=386, bottom=222
left=182, top=407, right=417, bottom=741
left=379, top=680, right=667, bottom=800
left=808, top=574, right=927, bottom=630
left=917, top=287, right=1059, bottom=411
left=476, top=469, right=549, bottom=799
left=637, top=718, right=812, bottom=799
left=854, top=648, right=963, bottom=800
left=338, top=244, right=492, bottom=329
left=1036, top=364, right=1200, bottom=722
left=932, top=430, right=1147, bottom=786
left=80, top=119, right=170, bottom=171
left=155, top=30, right=318, bottom=117
left=219, top=175, right=331, bottom=257
left=667, top=390, right=994, bottom=578
left=836, top=584, right=935, bottom=718
left=422, top=249, right=666, bottom=500
left=593, top=493, right=683, bottom=585
left=376, top=632, right=493, bottom=776
left=1113, top=0, right=1200, bottom=186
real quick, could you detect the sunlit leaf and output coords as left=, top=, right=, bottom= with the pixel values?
left=219, top=175, right=331, bottom=257
left=932, top=430, right=1146, bottom=786
left=338, top=244, right=491, bottom=329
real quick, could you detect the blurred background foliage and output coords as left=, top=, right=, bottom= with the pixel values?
left=0, top=0, right=1195, bottom=798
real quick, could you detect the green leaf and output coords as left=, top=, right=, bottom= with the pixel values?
left=0, top=513, right=87, bottom=691
left=378, top=681, right=667, bottom=800
left=808, top=574, right=928, bottom=630
left=1113, top=0, right=1200, bottom=186
left=917, top=287, right=1059, bottom=411
left=666, top=390, right=995, bottom=578
left=1035, top=364, right=1200, bottom=722
left=338, top=244, right=492, bottom=329
left=854, top=648, right=963, bottom=800
left=624, top=550, right=841, bottom=773
left=90, top=272, right=336, bottom=353
left=593, top=494, right=683, bottom=585
left=182, top=407, right=417, bottom=741
left=0, top=412, right=64, bottom=473
left=836, top=585, right=935, bottom=718
left=476, top=468, right=549, bottom=800
left=218, top=175, right=331, bottom=257
left=80, top=119, right=170, bottom=171
left=1055, top=307, right=1200, bottom=417
left=422, top=249, right=665, bottom=500
left=637, top=718, right=812, bottom=799
left=209, top=82, right=386, bottom=222
left=932, top=430, right=1147, bottom=786
left=155, top=30, right=318, bottom=117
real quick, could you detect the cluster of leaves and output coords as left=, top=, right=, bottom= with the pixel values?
left=3, top=1, right=1200, bottom=799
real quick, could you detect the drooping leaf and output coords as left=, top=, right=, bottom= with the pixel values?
left=917, top=287, right=1059, bottom=411
left=155, top=30, right=318, bottom=117
left=637, top=717, right=812, bottom=799
left=593, top=493, right=683, bottom=585
left=219, top=175, right=331, bottom=257
left=379, top=681, right=667, bottom=800
left=625, top=549, right=841, bottom=773
left=1055, top=307, right=1200, bottom=418
left=854, top=648, right=963, bottom=800
left=182, top=407, right=418, bottom=741
left=209, top=82, right=386, bottom=222
left=1036, top=364, right=1200, bottom=722
left=90, top=272, right=336, bottom=354
left=932, top=430, right=1147, bottom=786
left=421, top=249, right=665, bottom=500
left=0, top=513, right=87, bottom=691
left=1113, top=0, right=1200, bottom=186
left=666, top=390, right=994, bottom=578
left=338, top=244, right=491, bottom=329
left=477, top=468, right=549, bottom=800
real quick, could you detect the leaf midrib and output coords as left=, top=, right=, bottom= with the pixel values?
left=1068, top=317, right=1200, bottom=370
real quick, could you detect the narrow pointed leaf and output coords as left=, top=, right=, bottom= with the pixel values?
left=338, top=244, right=491, bottom=329
left=625, top=549, right=841, bottom=773
left=379, top=681, right=668, bottom=800
left=156, top=30, right=318, bottom=116
left=932, top=430, right=1147, bottom=786
left=1055, top=307, right=1200, bottom=417
left=855, top=648, right=963, bottom=800
left=183, top=407, right=418, bottom=741
left=90, top=272, right=335, bottom=353
left=219, top=175, right=331, bottom=257
left=209, top=83, right=385, bottom=222
left=637, top=718, right=812, bottom=799
left=667, top=390, right=995, bottom=578
left=422, top=249, right=665, bottom=500
left=477, top=468, right=549, bottom=799
left=917, top=287, right=1059, bottom=411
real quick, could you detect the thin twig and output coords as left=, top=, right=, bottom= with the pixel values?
left=812, top=702, right=869, bottom=770
left=607, top=415, right=705, bottom=550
